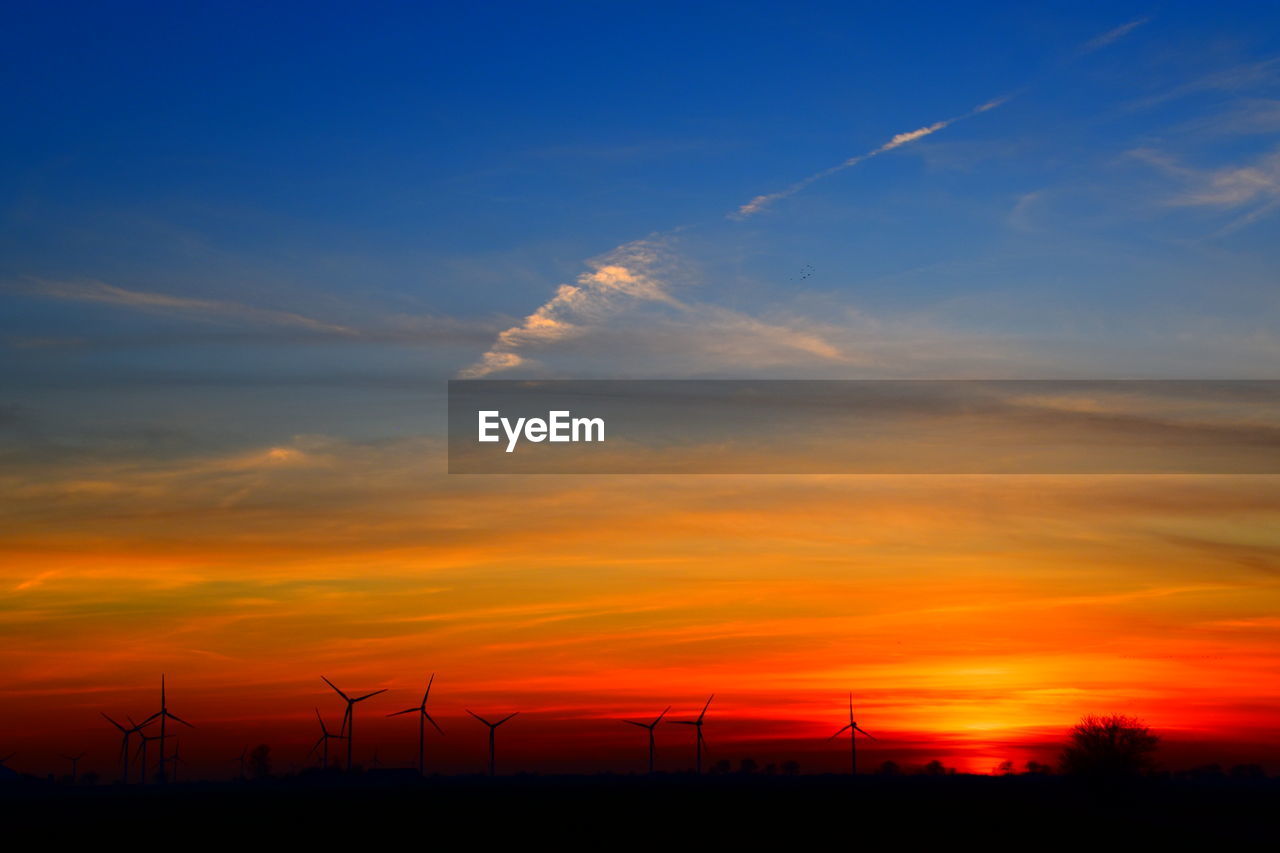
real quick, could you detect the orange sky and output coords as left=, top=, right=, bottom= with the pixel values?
left=3, top=438, right=1278, bottom=779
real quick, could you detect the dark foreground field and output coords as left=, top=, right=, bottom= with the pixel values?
left=5, top=774, right=1278, bottom=844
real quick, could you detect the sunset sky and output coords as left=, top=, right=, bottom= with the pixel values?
left=3, top=2, right=1280, bottom=779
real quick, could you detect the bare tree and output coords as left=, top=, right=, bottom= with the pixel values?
left=1060, top=714, right=1159, bottom=777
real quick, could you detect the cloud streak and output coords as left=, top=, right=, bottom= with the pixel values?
left=730, top=97, right=1010, bottom=219
left=25, top=279, right=357, bottom=335
left=1080, top=17, right=1149, bottom=54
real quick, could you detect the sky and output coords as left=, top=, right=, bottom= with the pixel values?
left=3, top=1, right=1280, bottom=779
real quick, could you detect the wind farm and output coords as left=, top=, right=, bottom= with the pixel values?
left=4, top=0, right=1280, bottom=844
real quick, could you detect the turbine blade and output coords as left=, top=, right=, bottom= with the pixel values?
left=423, top=672, right=435, bottom=705
left=623, top=720, right=649, bottom=728
left=466, top=709, right=491, bottom=726
left=353, top=688, right=387, bottom=702
left=698, top=694, right=714, bottom=721
left=495, top=712, right=519, bottom=726
left=315, top=707, right=329, bottom=735
left=653, top=705, right=671, bottom=726
left=828, top=724, right=853, bottom=740
left=671, top=721, right=696, bottom=726
left=854, top=726, right=878, bottom=741
left=387, top=708, right=419, bottom=717
left=424, top=713, right=445, bottom=736
left=167, top=711, right=195, bottom=729
left=101, top=712, right=127, bottom=732
left=848, top=692, right=854, bottom=724
left=321, top=676, right=350, bottom=701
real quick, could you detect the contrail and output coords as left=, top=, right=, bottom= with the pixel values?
left=731, top=96, right=1011, bottom=219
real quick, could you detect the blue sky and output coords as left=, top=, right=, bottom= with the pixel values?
left=4, top=2, right=1280, bottom=448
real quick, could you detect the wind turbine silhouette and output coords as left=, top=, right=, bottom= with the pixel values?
left=168, top=739, right=184, bottom=783
left=142, top=675, right=192, bottom=784
left=102, top=713, right=140, bottom=784
left=61, top=752, right=86, bottom=784
left=321, top=677, right=385, bottom=771
left=135, top=730, right=162, bottom=785
left=309, top=708, right=346, bottom=770
left=622, top=706, right=670, bottom=774
left=387, top=673, right=444, bottom=775
left=466, top=710, right=518, bottom=776
left=231, top=746, right=248, bottom=780
left=829, top=693, right=877, bottom=774
left=672, top=695, right=713, bottom=774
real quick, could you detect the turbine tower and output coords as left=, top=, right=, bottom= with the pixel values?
left=168, top=739, right=184, bottom=783
left=672, top=695, right=714, bottom=774
left=829, top=693, right=877, bottom=774
left=466, top=710, right=518, bottom=776
left=141, top=675, right=193, bottom=784
left=387, top=673, right=444, bottom=775
left=321, top=676, right=385, bottom=771
left=309, top=708, right=347, bottom=770
left=231, top=746, right=248, bottom=780
left=61, top=752, right=86, bottom=785
left=622, top=706, right=670, bottom=774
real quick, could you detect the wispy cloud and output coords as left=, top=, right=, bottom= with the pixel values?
left=1131, top=145, right=1280, bottom=234
left=730, top=97, right=1010, bottom=219
left=459, top=238, right=855, bottom=378
left=1080, top=17, right=1149, bottom=54
left=460, top=239, right=683, bottom=377
left=24, top=279, right=357, bottom=335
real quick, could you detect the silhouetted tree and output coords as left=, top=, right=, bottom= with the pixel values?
left=995, top=760, right=1015, bottom=775
left=780, top=760, right=800, bottom=776
left=921, top=760, right=950, bottom=776
left=876, top=760, right=901, bottom=776
left=1024, top=760, right=1052, bottom=775
left=710, top=759, right=732, bottom=775
left=1229, top=763, right=1266, bottom=780
left=249, top=744, right=272, bottom=779
left=1187, top=763, right=1223, bottom=780
left=739, top=758, right=759, bottom=775
left=763, top=763, right=777, bottom=775
left=1060, top=714, right=1158, bottom=777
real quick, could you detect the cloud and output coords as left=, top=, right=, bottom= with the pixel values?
left=1131, top=145, right=1280, bottom=234
left=24, top=279, right=357, bottom=335
left=731, top=97, right=1010, bottom=219
left=459, top=239, right=683, bottom=377
left=458, top=239, right=857, bottom=377
left=1080, top=17, right=1149, bottom=54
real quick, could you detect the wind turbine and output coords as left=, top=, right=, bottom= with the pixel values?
left=622, top=706, right=670, bottom=774
left=309, top=708, right=346, bottom=770
left=829, top=693, right=877, bottom=775
left=141, top=675, right=193, bottom=784
left=102, top=713, right=140, bottom=784
left=321, top=676, right=385, bottom=770
left=231, top=746, right=248, bottom=780
left=387, top=673, right=444, bottom=775
left=61, top=752, right=86, bottom=784
left=672, top=695, right=713, bottom=774
left=466, top=710, right=518, bottom=776
left=168, top=739, right=184, bottom=783
left=135, top=731, right=162, bottom=785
